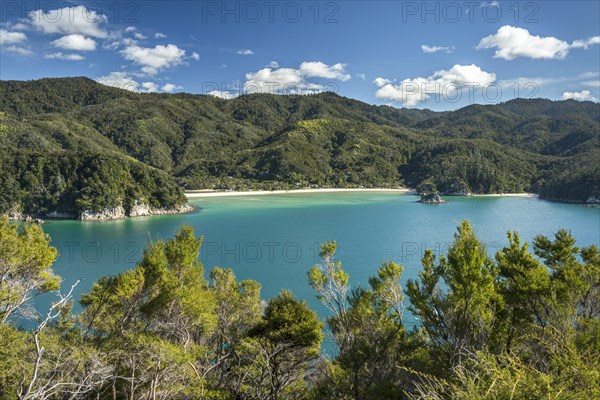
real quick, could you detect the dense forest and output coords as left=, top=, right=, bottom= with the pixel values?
left=0, top=77, right=599, bottom=218
left=0, top=216, right=598, bottom=399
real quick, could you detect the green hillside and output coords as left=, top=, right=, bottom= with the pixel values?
left=1, top=77, right=598, bottom=217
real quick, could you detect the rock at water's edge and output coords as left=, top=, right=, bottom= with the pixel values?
left=418, top=192, right=447, bottom=204
left=78, top=203, right=197, bottom=221
left=79, top=206, right=126, bottom=221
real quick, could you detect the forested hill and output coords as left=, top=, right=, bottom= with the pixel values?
left=1, top=77, right=599, bottom=217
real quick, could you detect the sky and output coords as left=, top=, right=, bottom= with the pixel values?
left=1, top=0, right=599, bottom=110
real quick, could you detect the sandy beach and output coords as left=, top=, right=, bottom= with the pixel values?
left=468, top=193, right=538, bottom=198
left=185, top=188, right=414, bottom=198
left=185, top=189, right=540, bottom=199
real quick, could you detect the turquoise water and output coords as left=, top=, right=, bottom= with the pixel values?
left=35, top=193, right=599, bottom=328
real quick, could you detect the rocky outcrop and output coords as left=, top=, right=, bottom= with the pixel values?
left=418, top=192, right=447, bottom=204
left=128, top=203, right=196, bottom=218
left=77, top=203, right=196, bottom=221
left=7, top=210, right=24, bottom=220
left=79, top=206, right=126, bottom=221
left=128, top=202, right=152, bottom=217
left=5, top=202, right=196, bottom=222
left=586, top=196, right=600, bottom=204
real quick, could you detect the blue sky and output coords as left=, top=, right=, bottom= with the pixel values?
left=1, top=1, right=599, bottom=110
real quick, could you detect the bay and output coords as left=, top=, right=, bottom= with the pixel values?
left=35, top=193, right=599, bottom=330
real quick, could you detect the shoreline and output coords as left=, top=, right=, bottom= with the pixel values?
left=465, top=193, right=538, bottom=198
left=184, top=188, right=543, bottom=199
left=185, top=188, right=414, bottom=198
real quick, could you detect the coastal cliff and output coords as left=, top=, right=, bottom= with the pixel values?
left=8, top=202, right=196, bottom=222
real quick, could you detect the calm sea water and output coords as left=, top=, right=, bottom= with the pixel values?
left=34, top=193, right=599, bottom=329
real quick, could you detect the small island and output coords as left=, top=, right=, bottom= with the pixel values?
left=418, top=192, right=447, bottom=204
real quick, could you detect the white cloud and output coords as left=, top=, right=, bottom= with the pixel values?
left=4, top=46, right=33, bottom=56
left=578, top=71, right=600, bottom=79
left=133, top=32, right=147, bottom=40
left=155, top=32, right=167, bottom=39
left=375, top=64, right=496, bottom=107
left=96, top=72, right=181, bottom=93
left=245, top=67, right=303, bottom=93
left=244, top=61, right=350, bottom=94
left=562, top=90, right=597, bottom=102
left=267, top=61, right=279, bottom=68
left=141, top=82, right=159, bottom=93
left=28, top=6, right=108, bottom=38
left=208, top=90, right=240, bottom=99
left=96, top=72, right=139, bottom=92
left=237, top=49, right=254, bottom=55
left=45, top=52, right=85, bottom=61
left=191, top=52, right=200, bottom=61
left=356, top=73, right=366, bottom=81
left=298, top=61, right=351, bottom=81
left=7, top=22, right=28, bottom=31
left=162, top=83, right=183, bottom=92
left=125, top=26, right=137, bottom=33
left=478, top=26, right=570, bottom=60
left=421, top=45, right=454, bottom=53
left=478, top=26, right=600, bottom=60
left=0, top=29, right=27, bottom=45
left=51, top=34, right=96, bottom=51
left=571, top=36, right=600, bottom=49
left=582, top=80, right=600, bottom=88
left=121, top=44, right=186, bottom=75
left=373, top=77, right=392, bottom=87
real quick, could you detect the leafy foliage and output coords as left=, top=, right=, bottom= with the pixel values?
left=0, top=217, right=598, bottom=399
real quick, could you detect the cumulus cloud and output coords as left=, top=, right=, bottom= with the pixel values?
left=243, top=62, right=350, bottom=94
left=120, top=44, right=186, bottom=75
left=477, top=26, right=570, bottom=60
left=571, top=36, right=600, bottom=49
left=421, top=45, right=454, bottom=53
left=28, top=5, right=108, bottom=38
left=96, top=72, right=181, bottom=93
left=208, top=90, right=240, bottom=99
left=191, top=52, right=200, bottom=61
left=0, top=29, right=27, bottom=45
left=562, top=90, right=597, bottom=102
left=266, top=61, right=279, bottom=68
left=245, top=67, right=303, bottom=93
left=5, top=46, right=33, bottom=56
left=96, top=72, right=140, bottom=91
left=298, top=61, right=351, bottom=81
left=162, top=83, right=183, bottom=92
left=237, top=49, right=254, bottom=55
left=373, top=77, right=392, bottom=87
left=478, top=26, right=600, bottom=60
left=375, top=64, right=496, bottom=107
left=141, top=82, right=159, bottom=92
left=155, top=32, right=167, bottom=39
left=45, top=52, right=85, bottom=61
left=51, top=34, right=96, bottom=51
